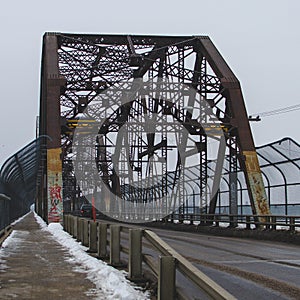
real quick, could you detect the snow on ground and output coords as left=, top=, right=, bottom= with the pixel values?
left=33, top=212, right=150, bottom=300
left=0, top=213, right=32, bottom=274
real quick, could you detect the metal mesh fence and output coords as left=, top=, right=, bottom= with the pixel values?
left=215, top=137, right=300, bottom=216
left=0, top=137, right=46, bottom=230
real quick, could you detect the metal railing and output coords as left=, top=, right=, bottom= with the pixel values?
left=0, top=224, right=12, bottom=246
left=0, top=193, right=11, bottom=231
left=63, top=214, right=236, bottom=300
left=163, top=213, right=300, bottom=231
left=0, top=136, right=48, bottom=229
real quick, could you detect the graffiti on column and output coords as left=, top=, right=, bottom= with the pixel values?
left=47, top=148, right=63, bottom=223
left=243, top=151, right=270, bottom=216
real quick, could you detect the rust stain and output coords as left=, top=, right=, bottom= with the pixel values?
left=243, top=151, right=270, bottom=216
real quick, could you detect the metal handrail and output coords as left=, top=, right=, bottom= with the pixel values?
left=64, top=213, right=300, bottom=298
left=0, top=224, right=12, bottom=246
left=164, top=213, right=300, bottom=230
left=64, top=214, right=236, bottom=300
left=143, top=229, right=235, bottom=300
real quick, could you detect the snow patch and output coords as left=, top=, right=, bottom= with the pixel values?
left=0, top=230, right=31, bottom=273
left=1, top=230, right=28, bottom=249
left=33, top=212, right=149, bottom=300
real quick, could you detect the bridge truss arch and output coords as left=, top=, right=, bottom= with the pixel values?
left=38, top=33, right=269, bottom=223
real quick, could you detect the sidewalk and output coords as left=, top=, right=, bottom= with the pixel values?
left=0, top=212, right=148, bottom=300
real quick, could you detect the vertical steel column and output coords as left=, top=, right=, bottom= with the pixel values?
left=225, top=82, right=270, bottom=220
left=224, top=82, right=270, bottom=221
left=198, top=37, right=270, bottom=219
left=229, top=137, right=238, bottom=226
left=39, top=32, right=66, bottom=223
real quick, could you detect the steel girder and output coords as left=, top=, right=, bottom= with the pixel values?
left=38, top=33, right=270, bottom=222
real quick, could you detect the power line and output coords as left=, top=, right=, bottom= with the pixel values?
left=250, top=103, right=300, bottom=118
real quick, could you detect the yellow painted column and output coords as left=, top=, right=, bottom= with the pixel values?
left=47, top=148, right=63, bottom=223
left=243, top=151, right=270, bottom=216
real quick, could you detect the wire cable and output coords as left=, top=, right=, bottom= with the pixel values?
left=251, top=103, right=300, bottom=118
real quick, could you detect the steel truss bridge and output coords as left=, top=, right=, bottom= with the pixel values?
left=34, top=32, right=275, bottom=223
left=1, top=32, right=300, bottom=300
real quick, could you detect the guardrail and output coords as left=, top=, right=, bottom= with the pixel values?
left=63, top=214, right=236, bottom=300
left=0, top=193, right=11, bottom=231
left=162, top=213, right=300, bottom=231
left=0, top=224, right=12, bottom=246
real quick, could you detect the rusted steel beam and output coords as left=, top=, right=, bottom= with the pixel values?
left=39, top=33, right=66, bottom=223
left=197, top=36, right=270, bottom=217
left=39, top=33, right=270, bottom=223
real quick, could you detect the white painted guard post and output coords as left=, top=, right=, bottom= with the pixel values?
left=158, top=256, right=176, bottom=300
left=97, top=223, right=108, bottom=259
left=128, top=229, right=143, bottom=281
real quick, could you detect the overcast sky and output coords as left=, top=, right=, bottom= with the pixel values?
left=0, top=0, right=299, bottom=165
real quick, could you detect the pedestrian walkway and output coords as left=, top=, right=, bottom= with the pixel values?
left=0, top=212, right=101, bottom=299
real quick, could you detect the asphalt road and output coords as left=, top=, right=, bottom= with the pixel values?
left=147, top=227, right=300, bottom=299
